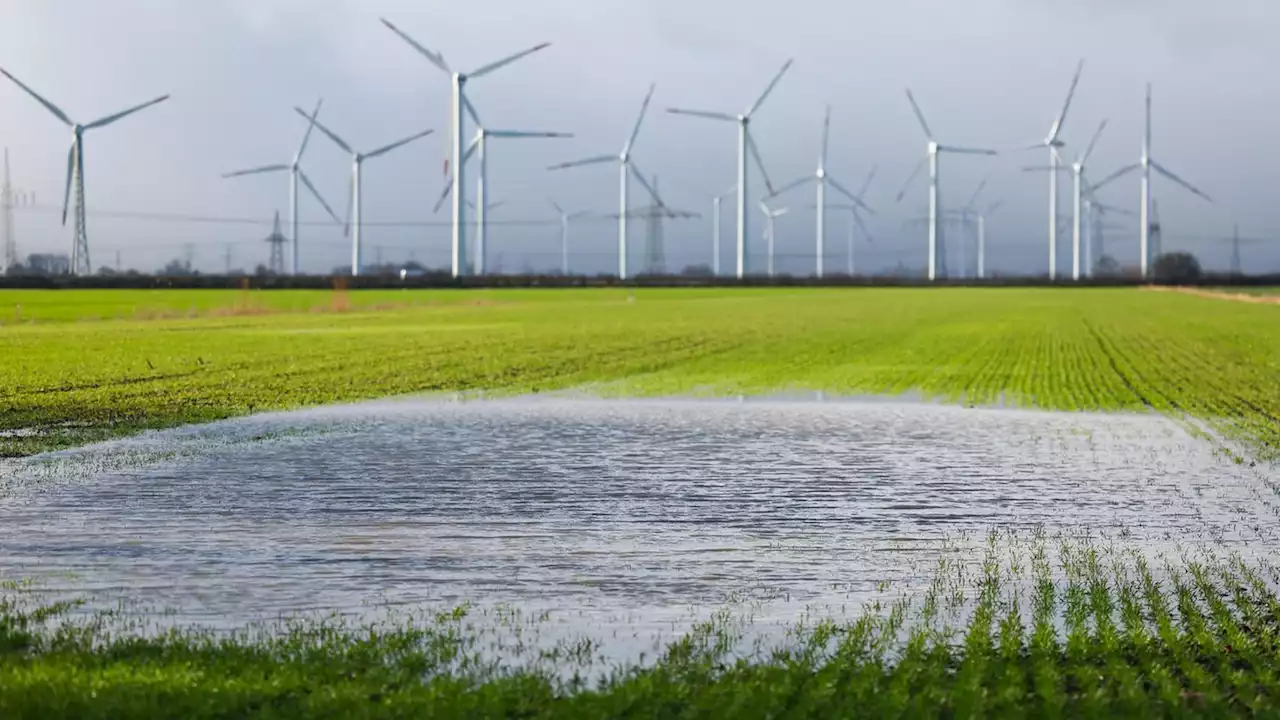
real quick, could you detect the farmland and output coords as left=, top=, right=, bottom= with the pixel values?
left=5, top=286, right=1280, bottom=717
left=3, top=287, right=1280, bottom=458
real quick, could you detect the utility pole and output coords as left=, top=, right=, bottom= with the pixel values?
left=266, top=210, right=286, bottom=274
left=2, top=148, right=17, bottom=273
left=224, top=244, right=233, bottom=275
left=183, top=243, right=195, bottom=272
left=115, top=250, right=121, bottom=272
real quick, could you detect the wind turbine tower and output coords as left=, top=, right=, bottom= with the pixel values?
left=381, top=17, right=551, bottom=278
left=0, top=68, right=169, bottom=276
left=2, top=148, right=16, bottom=273
left=668, top=60, right=793, bottom=278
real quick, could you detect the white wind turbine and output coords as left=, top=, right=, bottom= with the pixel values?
left=667, top=60, right=793, bottom=278
left=293, top=108, right=433, bottom=276
left=758, top=201, right=790, bottom=277
left=895, top=89, right=998, bottom=281
left=815, top=164, right=877, bottom=276
left=381, top=17, right=550, bottom=278
left=769, top=106, right=873, bottom=278
left=430, top=105, right=572, bottom=275
left=1089, top=83, right=1212, bottom=277
left=710, top=185, right=736, bottom=277
left=224, top=100, right=341, bottom=276
left=547, top=83, right=663, bottom=280
left=1018, top=59, right=1084, bottom=280
left=0, top=68, right=169, bottom=276
left=549, top=199, right=592, bottom=276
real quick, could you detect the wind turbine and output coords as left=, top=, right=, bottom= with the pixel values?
left=1089, top=83, right=1212, bottom=277
left=1018, top=59, right=1084, bottom=280
left=895, top=89, right=998, bottom=280
left=710, top=185, right=736, bottom=276
left=667, top=60, right=793, bottom=278
left=465, top=197, right=506, bottom=272
left=224, top=100, right=340, bottom=276
left=811, top=164, right=877, bottom=276
left=432, top=108, right=572, bottom=275
left=759, top=201, right=790, bottom=277
left=769, top=106, right=872, bottom=278
left=549, top=199, right=591, bottom=275
left=381, top=17, right=550, bottom=278
left=547, top=83, right=663, bottom=280
left=951, top=176, right=989, bottom=279
left=0, top=68, right=169, bottom=276
left=292, top=108, right=432, bottom=276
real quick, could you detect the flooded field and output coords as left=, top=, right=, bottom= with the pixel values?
left=2, top=396, right=1278, bottom=647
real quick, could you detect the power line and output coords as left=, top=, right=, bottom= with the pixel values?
left=11, top=203, right=564, bottom=228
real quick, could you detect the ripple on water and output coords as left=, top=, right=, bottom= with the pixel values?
left=1, top=395, right=1278, bottom=636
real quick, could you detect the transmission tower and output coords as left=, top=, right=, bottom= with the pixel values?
left=265, top=210, right=286, bottom=274
left=1221, top=224, right=1267, bottom=277
left=605, top=175, right=699, bottom=275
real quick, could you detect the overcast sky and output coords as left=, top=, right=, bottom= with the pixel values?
left=0, top=0, right=1275, bottom=275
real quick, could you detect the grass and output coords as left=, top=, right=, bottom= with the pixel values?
left=4, top=536, right=1280, bottom=717
left=4, top=287, right=1280, bottom=458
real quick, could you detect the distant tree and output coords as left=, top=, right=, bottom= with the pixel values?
left=680, top=263, right=713, bottom=277
left=1094, top=254, right=1122, bottom=277
left=23, top=253, right=71, bottom=276
left=253, top=263, right=273, bottom=277
left=158, top=258, right=195, bottom=276
left=96, top=266, right=117, bottom=276
left=1152, top=252, right=1201, bottom=284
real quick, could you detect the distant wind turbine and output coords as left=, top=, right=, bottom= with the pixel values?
left=896, top=89, right=998, bottom=281
left=668, top=60, right=793, bottom=278
left=710, top=185, right=736, bottom=276
left=224, top=100, right=340, bottom=276
left=293, top=107, right=432, bottom=276
left=549, top=199, right=591, bottom=275
left=547, top=83, right=662, bottom=280
left=0, top=68, right=169, bottom=276
left=1018, top=59, right=1084, bottom=280
left=381, top=17, right=550, bottom=277
left=769, top=106, right=873, bottom=278
left=810, top=164, right=877, bottom=276
left=1089, top=83, right=1212, bottom=277
left=759, top=201, right=790, bottom=277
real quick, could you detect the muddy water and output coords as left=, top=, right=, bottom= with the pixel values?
left=2, top=396, right=1278, bottom=637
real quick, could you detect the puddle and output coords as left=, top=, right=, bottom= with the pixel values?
left=2, top=395, right=1278, bottom=655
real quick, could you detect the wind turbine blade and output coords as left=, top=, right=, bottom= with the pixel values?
left=827, top=176, right=873, bottom=213
left=666, top=108, right=736, bottom=122
left=820, top=105, right=831, bottom=167
left=769, top=175, right=812, bottom=198
left=857, top=164, right=877, bottom=197
left=569, top=210, right=592, bottom=219
left=221, top=164, right=290, bottom=178
left=1095, top=202, right=1135, bottom=217
left=1080, top=118, right=1108, bottom=166
left=61, top=143, right=75, bottom=226
left=380, top=18, right=451, bottom=73
left=0, top=69, right=74, bottom=126
left=487, top=130, right=572, bottom=138
left=469, top=42, right=551, bottom=78
left=745, top=130, right=775, bottom=195
left=986, top=200, right=1004, bottom=215
left=84, top=94, right=170, bottom=130
left=298, top=169, right=342, bottom=225
left=461, top=95, right=482, bottom=127
left=547, top=154, right=616, bottom=171
left=623, top=83, right=656, bottom=156
left=432, top=179, right=453, bottom=214
left=1150, top=160, right=1213, bottom=202
left=895, top=156, right=927, bottom=202
left=746, top=58, right=794, bottom=117
left=937, top=145, right=999, bottom=155
left=628, top=163, right=664, bottom=206
left=904, top=89, right=934, bottom=140
left=293, top=107, right=354, bottom=155
left=965, top=178, right=988, bottom=210
left=365, top=128, right=434, bottom=159
left=1046, top=58, right=1085, bottom=145
left=296, top=99, right=324, bottom=160
left=1021, top=166, right=1057, bottom=172
left=853, top=210, right=874, bottom=243
left=549, top=199, right=565, bottom=215
left=1089, top=162, right=1139, bottom=192
left=487, top=200, right=507, bottom=213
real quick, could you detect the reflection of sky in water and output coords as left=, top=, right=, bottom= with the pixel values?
left=1, top=396, right=1278, bottom=645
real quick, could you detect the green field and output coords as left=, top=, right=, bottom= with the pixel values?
left=5, top=286, right=1280, bottom=717
left=3, top=287, right=1280, bottom=459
